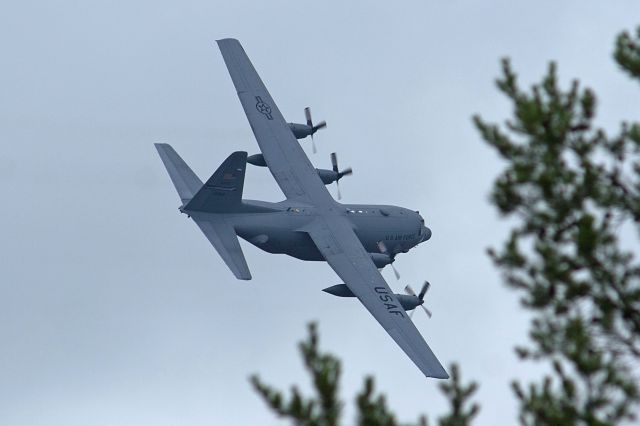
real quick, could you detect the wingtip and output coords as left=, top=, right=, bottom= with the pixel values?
left=429, top=367, right=450, bottom=380
left=216, top=37, right=240, bottom=45
left=436, top=372, right=450, bottom=380
left=424, top=373, right=449, bottom=380
left=154, top=142, right=171, bottom=153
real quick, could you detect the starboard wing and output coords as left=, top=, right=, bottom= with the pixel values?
left=304, top=217, right=448, bottom=379
left=216, top=38, right=334, bottom=206
left=215, top=39, right=445, bottom=377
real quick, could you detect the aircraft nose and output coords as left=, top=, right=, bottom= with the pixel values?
left=421, top=226, right=432, bottom=242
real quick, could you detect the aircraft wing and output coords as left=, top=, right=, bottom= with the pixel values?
left=217, top=39, right=446, bottom=379
left=217, top=38, right=334, bottom=206
left=304, top=217, right=449, bottom=379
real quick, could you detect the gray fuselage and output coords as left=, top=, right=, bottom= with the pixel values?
left=188, top=200, right=431, bottom=262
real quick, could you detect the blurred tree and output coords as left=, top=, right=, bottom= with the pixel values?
left=252, top=26, right=640, bottom=426
left=474, top=25, right=640, bottom=425
left=251, top=323, right=479, bottom=426
left=615, top=27, right=640, bottom=79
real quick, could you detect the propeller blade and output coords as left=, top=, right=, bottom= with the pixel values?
left=418, top=281, right=430, bottom=300
left=410, top=309, right=416, bottom=319
left=339, top=167, right=353, bottom=178
left=378, top=240, right=388, bottom=255
left=391, top=262, right=400, bottom=280
left=336, top=180, right=342, bottom=200
left=311, top=134, right=317, bottom=154
left=421, top=305, right=433, bottom=318
left=378, top=241, right=398, bottom=277
left=313, top=120, right=327, bottom=131
left=330, top=152, right=338, bottom=172
left=304, top=107, right=313, bottom=127
left=404, top=285, right=416, bottom=297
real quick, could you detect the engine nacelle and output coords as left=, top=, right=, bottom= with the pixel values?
left=247, top=153, right=267, bottom=167
left=395, top=294, right=422, bottom=311
left=316, top=169, right=339, bottom=185
left=370, top=253, right=393, bottom=268
left=322, top=284, right=355, bottom=297
left=322, top=284, right=421, bottom=311
left=288, top=123, right=313, bottom=139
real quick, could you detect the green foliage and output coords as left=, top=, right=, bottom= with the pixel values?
left=475, top=26, right=640, bottom=425
left=253, top=22, right=640, bottom=426
left=355, top=376, right=398, bottom=426
left=615, top=26, right=640, bottom=80
left=251, top=323, right=479, bottom=426
left=437, top=365, right=480, bottom=426
left=250, top=322, right=342, bottom=426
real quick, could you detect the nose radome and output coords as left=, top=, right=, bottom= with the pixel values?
left=422, top=226, right=432, bottom=241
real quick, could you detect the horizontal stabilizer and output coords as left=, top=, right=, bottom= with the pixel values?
left=184, top=151, right=247, bottom=212
left=155, top=143, right=203, bottom=204
left=193, top=216, right=252, bottom=280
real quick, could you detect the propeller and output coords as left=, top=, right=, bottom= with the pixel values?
left=330, top=152, right=352, bottom=200
left=404, top=281, right=432, bottom=318
left=376, top=240, right=400, bottom=280
left=305, top=107, right=327, bottom=153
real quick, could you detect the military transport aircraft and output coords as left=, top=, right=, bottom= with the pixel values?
left=155, top=39, right=448, bottom=379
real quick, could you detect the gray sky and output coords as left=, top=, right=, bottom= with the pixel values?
left=1, top=1, right=639, bottom=425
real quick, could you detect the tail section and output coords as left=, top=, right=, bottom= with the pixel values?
left=155, top=144, right=252, bottom=280
left=184, top=151, right=247, bottom=212
left=155, top=143, right=203, bottom=205
left=155, top=144, right=248, bottom=213
left=192, top=216, right=252, bottom=280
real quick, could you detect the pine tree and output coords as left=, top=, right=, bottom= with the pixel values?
left=252, top=25, right=640, bottom=426
left=251, top=323, right=479, bottom=426
left=474, top=25, right=640, bottom=425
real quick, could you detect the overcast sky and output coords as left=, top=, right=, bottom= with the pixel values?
left=1, top=1, right=639, bottom=425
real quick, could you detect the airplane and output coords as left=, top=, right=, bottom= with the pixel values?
left=155, top=39, right=448, bottom=379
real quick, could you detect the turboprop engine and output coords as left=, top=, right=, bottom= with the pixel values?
left=322, top=283, right=431, bottom=316
left=369, top=253, right=393, bottom=268
left=320, top=152, right=352, bottom=199
left=287, top=107, right=326, bottom=153
left=247, top=152, right=353, bottom=201
left=247, top=153, right=267, bottom=167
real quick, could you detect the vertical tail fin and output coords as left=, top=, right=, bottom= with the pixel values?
left=183, top=151, right=247, bottom=212
left=155, top=143, right=203, bottom=204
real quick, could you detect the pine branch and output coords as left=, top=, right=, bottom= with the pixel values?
left=250, top=322, right=341, bottom=426
left=614, top=26, right=640, bottom=80
left=437, top=364, right=480, bottom=426
left=476, top=26, right=640, bottom=425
